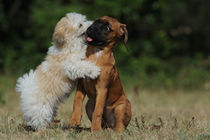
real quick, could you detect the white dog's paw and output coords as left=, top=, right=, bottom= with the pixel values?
left=87, top=65, right=101, bottom=79
left=65, top=70, right=78, bottom=80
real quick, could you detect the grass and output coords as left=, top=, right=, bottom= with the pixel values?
left=0, top=75, right=210, bottom=140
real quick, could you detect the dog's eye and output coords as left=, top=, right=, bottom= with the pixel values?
left=105, top=26, right=110, bottom=32
left=79, top=24, right=83, bottom=28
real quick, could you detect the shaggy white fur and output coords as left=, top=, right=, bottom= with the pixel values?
left=16, top=13, right=100, bottom=130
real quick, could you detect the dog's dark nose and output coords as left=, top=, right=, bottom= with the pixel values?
left=87, top=26, right=97, bottom=35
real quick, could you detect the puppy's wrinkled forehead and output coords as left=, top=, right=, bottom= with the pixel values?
left=96, top=16, right=121, bottom=30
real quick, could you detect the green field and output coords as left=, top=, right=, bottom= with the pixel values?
left=0, top=76, right=210, bottom=140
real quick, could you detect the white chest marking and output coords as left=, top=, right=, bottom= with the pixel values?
left=94, top=47, right=102, bottom=59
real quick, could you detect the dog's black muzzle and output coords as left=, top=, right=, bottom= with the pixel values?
left=86, top=22, right=107, bottom=46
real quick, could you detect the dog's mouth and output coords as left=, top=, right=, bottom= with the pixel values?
left=86, top=35, right=106, bottom=46
left=87, top=36, right=93, bottom=42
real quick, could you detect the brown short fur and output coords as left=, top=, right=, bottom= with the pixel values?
left=70, top=16, right=132, bottom=132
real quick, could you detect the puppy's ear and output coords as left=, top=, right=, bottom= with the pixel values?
left=53, top=17, right=68, bottom=48
left=120, top=24, right=128, bottom=49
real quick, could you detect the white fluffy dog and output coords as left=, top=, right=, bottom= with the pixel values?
left=16, top=12, right=100, bottom=130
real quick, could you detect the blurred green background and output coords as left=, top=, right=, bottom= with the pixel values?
left=0, top=0, right=210, bottom=93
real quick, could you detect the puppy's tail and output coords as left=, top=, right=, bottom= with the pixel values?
left=16, top=70, right=37, bottom=94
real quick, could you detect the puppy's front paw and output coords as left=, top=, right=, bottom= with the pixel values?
left=70, top=117, right=80, bottom=127
left=87, top=66, right=101, bottom=79
left=91, top=124, right=102, bottom=132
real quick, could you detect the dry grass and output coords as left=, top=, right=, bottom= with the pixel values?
left=0, top=76, right=210, bottom=140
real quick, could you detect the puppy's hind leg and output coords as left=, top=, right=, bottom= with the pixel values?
left=114, top=99, right=131, bottom=132
left=85, top=99, right=95, bottom=122
left=21, top=98, right=55, bottom=130
left=17, top=70, right=55, bottom=130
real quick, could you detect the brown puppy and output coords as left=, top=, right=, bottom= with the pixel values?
left=70, top=16, right=131, bottom=132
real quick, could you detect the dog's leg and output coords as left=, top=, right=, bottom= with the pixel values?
left=114, top=104, right=125, bottom=131
left=90, top=66, right=112, bottom=132
left=63, top=60, right=100, bottom=80
left=85, top=99, right=95, bottom=122
left=91, top=87, right=107, bottom=132
left=70, top=80, right=86, bottom=127
left=114, top=99, right=131, bottom=131
left=103, top=108, right=115, bottom=129
left=123, top=99, right=132, bottom=128
left=86, top=100, right=113, bottom=129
